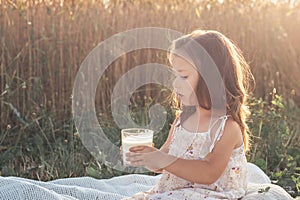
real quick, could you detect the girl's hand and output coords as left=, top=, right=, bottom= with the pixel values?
left=119, top=144, right=154, bottom=162
left=126, top=145, right=176, bottom=172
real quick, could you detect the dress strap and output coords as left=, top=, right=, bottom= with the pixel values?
left=208, top=115, right=229, bottom=152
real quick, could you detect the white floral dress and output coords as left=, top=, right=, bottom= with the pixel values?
left=124, top=115, right=248, bottom=200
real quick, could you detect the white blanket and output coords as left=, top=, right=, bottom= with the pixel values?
left=0, top=163, right=294, bottom=200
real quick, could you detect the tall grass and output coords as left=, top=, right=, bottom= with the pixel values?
left=1, top=0, right=300, bottom=123
left=0, top=0, right=299, bottom=196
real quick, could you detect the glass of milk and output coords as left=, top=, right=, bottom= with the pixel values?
left=121, top=128, right=154, bottom=166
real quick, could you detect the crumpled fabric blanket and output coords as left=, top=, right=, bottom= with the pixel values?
left=0, top=163, right=295, bottom=200
left=244, top=163, right=294, bottom=200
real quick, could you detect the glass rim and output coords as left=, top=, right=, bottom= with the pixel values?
left=121, top=128, right=154, bottom=134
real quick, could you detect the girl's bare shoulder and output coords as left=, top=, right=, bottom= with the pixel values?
left=223, top=117, right=243, bottom=147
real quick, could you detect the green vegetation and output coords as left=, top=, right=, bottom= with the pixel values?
left=248, top=93, right=300, bottom=197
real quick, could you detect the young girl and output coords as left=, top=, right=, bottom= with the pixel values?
left=124, top=30, right=255, bottom=200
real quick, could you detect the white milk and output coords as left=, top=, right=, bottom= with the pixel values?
left=121, top=129, right=153, bottom=165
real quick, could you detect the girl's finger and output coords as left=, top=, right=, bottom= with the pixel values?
left=129, top=146, right=146, bottom=152
left=126, top=152, right=143, bottom=161
left=129, top=160, right=144, bottom=167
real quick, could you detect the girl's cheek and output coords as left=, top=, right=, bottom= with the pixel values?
left=172, top=77, right=180, bottom=89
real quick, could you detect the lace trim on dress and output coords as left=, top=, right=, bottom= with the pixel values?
left=173, top=115, right=231, bottom=154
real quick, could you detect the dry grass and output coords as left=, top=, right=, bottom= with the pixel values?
left=1, top=1, right=299, bottom=125
left=0, top=0, right=299, bottom=195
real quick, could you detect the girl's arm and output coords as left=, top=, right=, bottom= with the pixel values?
left=152, top=119, right=177, bottom=173
left=163, top=119, right=243, bottom=184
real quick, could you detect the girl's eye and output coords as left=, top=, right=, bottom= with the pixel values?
left=180, top=76, right=188, bottom=79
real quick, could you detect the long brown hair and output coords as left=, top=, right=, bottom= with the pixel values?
left=169, top=30, right=255, bottom=152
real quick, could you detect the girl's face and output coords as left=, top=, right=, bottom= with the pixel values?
left=171, top=55, right=199, bottom=106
